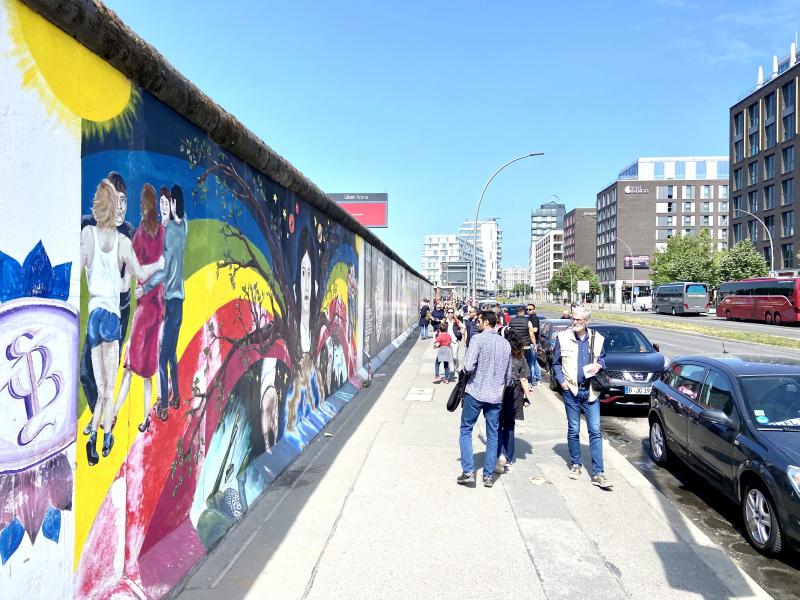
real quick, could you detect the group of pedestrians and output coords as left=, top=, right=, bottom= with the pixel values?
left=424, top=299, right=613, bottom=490
left=419, top=299, right=465, bottom=384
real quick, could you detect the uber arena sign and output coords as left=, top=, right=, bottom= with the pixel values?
left=623, top=185, right=650, bottom=194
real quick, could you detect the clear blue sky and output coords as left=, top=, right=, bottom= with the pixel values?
left=105, top=0, right=800, bottom=271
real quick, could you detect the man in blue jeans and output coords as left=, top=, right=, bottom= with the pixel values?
left=552, top=306, right=613, bottom=489
left=457, top=311, right=512, bottom=488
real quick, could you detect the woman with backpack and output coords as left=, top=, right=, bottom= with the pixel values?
left=497, top=327, right=531, bottom=473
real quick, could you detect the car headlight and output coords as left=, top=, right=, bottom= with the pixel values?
left=788, top=466, right=800, bottom=496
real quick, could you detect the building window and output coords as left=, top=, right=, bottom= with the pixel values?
left=675, top=161, right=686, bottom=179
left=719, top=201, right=729, bottom=213
left=749, top=132, right=759, bottom=156
left=656, top=229, right=674, bottom=240
left=783, top=81, right=796, bottom=110
left=720, top=228, right=729, bottom=241
left=782, top=211, right=794, bottom=237
left=683, top=185, right=696, bottom=199
left=654, top=161, right=665, bottom=180
left=733, top=168, right=743, bottom=190
left=784, top=114, right=796, bottom=141
left=764, top=184, right=775, bottom=209
left=748, top=161, right=759, bottom=185
left=748, top=103, right=759, bottom=129
left=734, top=112, right=744, bottom=137
left=683, top=201, right=694, bottom=213
left=733, top=195, right=743, bottom=211
left=702, top=215, right=712, bottom=226
left=695, top=160, right=706, bottom=179
left=701, top=185, right=712, bottom=199
left=733, top=139, right=744, bottom=162
left=748, top=190, right=759, bottom=212
left=656, top=185, right=675, bottom=199
left=783, top=146, right=795, bottom=173
left=719, top=185, right=729, bottom=199
left=782, top=178, right=795, bottom=205
left=764, top=154, right=776, bottom=179
left=720, top=214, right=729, bottom=226
left=718, top=160, right=729, bottom=177
left=733, top=222, right=744, bottom=243
left=766, top=123, right=777, bottom=149
left=784, top=243, right=796, bottom=268
left=683, top=215, right=693, bottom=226
left=701, top=201, right=712, bottom=213
left=656, top=216, right=675, bottom=226
left=766, top=92, right=777, bottom=119
left=765, top=214, right=776, bottom=238
left=748, top=219, right=759, bottom=241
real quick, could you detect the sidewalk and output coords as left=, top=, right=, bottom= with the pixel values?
left=175, top=334, right=770, bottom=600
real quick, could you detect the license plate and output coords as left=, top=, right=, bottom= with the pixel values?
left=624, top=386, right=652, bottom=395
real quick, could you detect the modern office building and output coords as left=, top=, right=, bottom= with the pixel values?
left=421, top=234, right=486, bottom=291
left=730, top=43, right=799, bottom=272
left=533, top=229, right=564, bottom=299
left=596, top=157, right=729, bottom=304
left=563, top=208, right=597, bottom=269
left=499, top=266, right=529, bottom=294
left=529, top=200, right=566, bottom=288
left=459, top=218, right=502, bottom=292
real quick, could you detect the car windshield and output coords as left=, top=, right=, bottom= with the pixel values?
left=740, top=375, right=800, bottom=429
left=593, top=328, right=654, bottom=354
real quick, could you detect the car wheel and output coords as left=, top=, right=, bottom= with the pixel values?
left=671, top=307, right=676, bottom=316
left=774, top=312, right=782, bottom=326
left=765, top=312, right=773, bottom=324
left=725, top=310, right=731, bottom=321
left=741, top=483, right=783, bottom=555
left=649, top=418, right=669, bottom=466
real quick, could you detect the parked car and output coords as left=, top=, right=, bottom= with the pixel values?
left=585, top=325, right=667, bottom=403
left=536, top=319, right=572, bottom=390
left=501, top=303, right=526, bottom=318
left=633, top=295, right=652, bottom=311
left=649, top=355, right=800, bottom=555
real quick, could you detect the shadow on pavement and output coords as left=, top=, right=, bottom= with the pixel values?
left=173, top=334, right=419, bottom=599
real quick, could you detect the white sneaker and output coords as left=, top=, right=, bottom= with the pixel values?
left=495, top=454, right=507, bottom=474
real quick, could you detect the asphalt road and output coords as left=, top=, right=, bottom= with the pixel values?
left=607, top=308, right=800, bottom=340
left=534, top=309, right=800, bottom=599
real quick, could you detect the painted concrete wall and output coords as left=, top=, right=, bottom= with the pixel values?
left=0, top=2, right=430, bottom=598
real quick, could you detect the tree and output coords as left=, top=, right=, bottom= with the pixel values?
left=650, top=230, right=717, bottom=287
left=547, top=263, right=601, bottom=300
left=511, top=282, right=531, bottom=296
left=717, top=240, right=768, bottom=283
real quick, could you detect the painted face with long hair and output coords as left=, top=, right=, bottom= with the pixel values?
left=92, top=179, right=118, bottom=228
left=140, top=183, right=159, bottom=237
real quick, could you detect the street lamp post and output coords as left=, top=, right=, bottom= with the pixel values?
left=734, top=208, right=775, bottom=274
left=612, top=235, right=635, bottom=310
left=472, top=152, right=544, bottom=302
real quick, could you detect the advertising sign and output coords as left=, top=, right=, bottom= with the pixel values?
left=623, top=255, right=650, bottom=269
left=328, top=193, right=388, bottom=228
left=577, top=280, right=590, bottom=294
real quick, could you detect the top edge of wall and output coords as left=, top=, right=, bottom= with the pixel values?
left=20, top=0, right=430, bottom=285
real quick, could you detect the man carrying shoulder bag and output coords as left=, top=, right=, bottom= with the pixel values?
left=552, top=306, right=613, bottom=489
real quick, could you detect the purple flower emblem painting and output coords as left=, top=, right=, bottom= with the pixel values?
left=0, top=243, right=76, bottom=566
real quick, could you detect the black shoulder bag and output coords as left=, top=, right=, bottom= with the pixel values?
left=447, top=369, right=468, bottom=412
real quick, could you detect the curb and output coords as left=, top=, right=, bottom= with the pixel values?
left=538, top=387, right=773, bottom=600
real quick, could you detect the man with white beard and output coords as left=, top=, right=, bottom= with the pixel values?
left=552, top=306, right=613, bottom=489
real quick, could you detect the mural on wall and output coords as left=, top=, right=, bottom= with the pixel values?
left=1, top=1, right=428, bottom=598
left=0, top=245, right=78, bottom=599
left=73, top=89, right=370, bottom=598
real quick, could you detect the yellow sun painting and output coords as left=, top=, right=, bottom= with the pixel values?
left=5, top=0, right=139, bottom=139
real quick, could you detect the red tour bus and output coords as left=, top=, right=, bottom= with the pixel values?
left=715, top=277, right=800, bottom=324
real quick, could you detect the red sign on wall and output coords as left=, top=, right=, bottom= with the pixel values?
left=328, top=193, right=388, bottom=228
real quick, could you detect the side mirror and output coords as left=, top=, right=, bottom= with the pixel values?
left=700, top=408, right=736, bottom=430
left=652, top=343, right=660, bottom=352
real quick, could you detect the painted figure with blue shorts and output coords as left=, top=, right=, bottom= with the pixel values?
left=80, top=179, right=164, bottom=466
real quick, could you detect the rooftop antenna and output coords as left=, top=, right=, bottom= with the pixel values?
left=757, top=65, right=764, bottom=88
left=772, top=55, right=779, bottom=79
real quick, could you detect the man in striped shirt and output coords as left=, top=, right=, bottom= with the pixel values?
left=457, top=311, right=513, bottom=488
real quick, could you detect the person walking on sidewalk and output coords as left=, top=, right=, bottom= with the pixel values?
left=446, top=308, right=463, bottom=370
left=433, top=321, right=454, bottom=384
left=457, top=311, right=512, bottom=488
left=552, top=306, right=613, bottom=489
left=496, top=327, right=531, bottom=473
left=418, top=299, right=431, bottom=339
left=464, top=305, right=479, bottom=347
left=509, top=305, right=540, bottom=387
left=526, top=303, right=543, bottom=386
